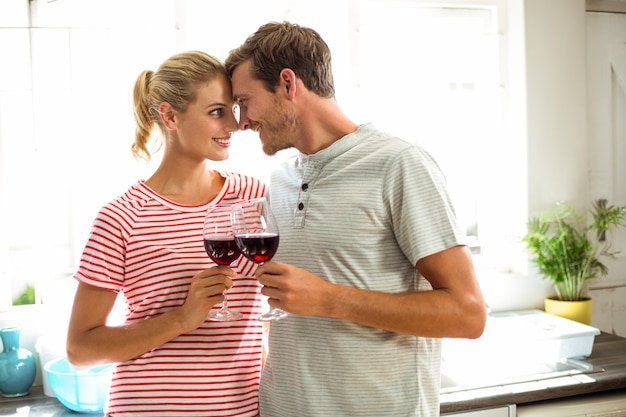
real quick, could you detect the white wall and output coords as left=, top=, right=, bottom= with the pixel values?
left=525, top=0, right=588, bottom=212
left=478, top=0, right=590, bottom=313
left=520, top=1, right=626, bottom=336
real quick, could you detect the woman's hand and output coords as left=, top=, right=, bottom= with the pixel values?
left=179, top=266, right=235, bottom=330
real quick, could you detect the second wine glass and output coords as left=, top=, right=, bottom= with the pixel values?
left=202, top=204, right=243, bottom=321
left=231, top=197, right=286, bottom=321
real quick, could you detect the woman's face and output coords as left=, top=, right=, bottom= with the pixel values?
left=169, top=75, right=239, bottom=162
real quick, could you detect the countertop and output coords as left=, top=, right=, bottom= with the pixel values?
left=441, top=331, right=626, bottom=414
left=0, top=386, right=105, bottom=416
left=2, top=332, right=626, bottom=416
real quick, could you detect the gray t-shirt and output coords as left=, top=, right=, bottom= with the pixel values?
left=261, top=123, right=466, bottom=417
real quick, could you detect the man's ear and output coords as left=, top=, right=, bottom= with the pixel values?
left=158, top=102, right=177, bottom=131
left=279, top=68, right=297, bottom=99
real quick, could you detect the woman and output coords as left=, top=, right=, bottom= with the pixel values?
left=66, top=51, right=266, bottom=416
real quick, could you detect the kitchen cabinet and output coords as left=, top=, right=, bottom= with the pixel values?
left=586, top=9, right=626, bottom=337
left=517, top=389, right=626, bottom=416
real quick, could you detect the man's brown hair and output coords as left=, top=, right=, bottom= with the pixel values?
left=226, top=21, right=335, bottom=98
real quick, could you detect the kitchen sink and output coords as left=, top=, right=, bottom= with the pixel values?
left=440, top=310, right=604, bottom=402
left=441, top=356, right=602, bottom=393
left=440, top=356, right=604, bottom=405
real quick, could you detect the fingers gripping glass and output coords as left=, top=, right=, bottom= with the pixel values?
left=232, top=198, right=287, bottom=321
left=202, top=204, right=243, bottom=321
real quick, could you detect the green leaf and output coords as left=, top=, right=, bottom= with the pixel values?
left=522, top=199, right=626, bottom=301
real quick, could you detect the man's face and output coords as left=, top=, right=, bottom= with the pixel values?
left=231, top=60, right=297, bottom=156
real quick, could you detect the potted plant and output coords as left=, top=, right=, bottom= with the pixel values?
left=522, top=199, right=626, bottom=324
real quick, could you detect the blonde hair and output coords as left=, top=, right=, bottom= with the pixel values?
left=132, top=51, right=228, bottom=161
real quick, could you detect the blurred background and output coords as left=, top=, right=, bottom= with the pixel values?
left=1, top=0, right=520, bottom=309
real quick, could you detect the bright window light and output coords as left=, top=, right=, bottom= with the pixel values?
left=0, top=0, right=523, bottom=307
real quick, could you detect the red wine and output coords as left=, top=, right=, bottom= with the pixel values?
left=204, top=238, right=241, bottom=265
left=235, top=234, right=279, bottom=263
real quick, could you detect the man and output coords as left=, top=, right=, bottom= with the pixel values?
left=226, top=21, right=486, bottom=417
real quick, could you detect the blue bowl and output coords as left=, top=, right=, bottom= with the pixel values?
left=44, top=357, right=113, bottom=413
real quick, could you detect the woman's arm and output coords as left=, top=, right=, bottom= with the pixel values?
left=66, top=266, right=234, bottom=367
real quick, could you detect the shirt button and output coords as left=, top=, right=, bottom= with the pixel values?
left=301, top=183, right=309, bottom=191
left=298, top=202, right=304, bottom=210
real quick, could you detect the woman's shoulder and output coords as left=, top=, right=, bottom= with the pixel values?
left=97, top=181, right=155, bottom=216
left=221, top=171, right=267, bottom=201
left=221, top=170, right=262, bottom=182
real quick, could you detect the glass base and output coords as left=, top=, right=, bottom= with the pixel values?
left=207, top=309, right=243, bottom=322
left=258, top=308, right=289, bottom=322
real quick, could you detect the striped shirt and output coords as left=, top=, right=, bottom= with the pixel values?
left=261, top=123, right=466, bottom=417
left=74, top=172, right=266, bottom=416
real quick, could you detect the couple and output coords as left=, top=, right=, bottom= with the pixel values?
left=66, top=21, right=486, bottom=417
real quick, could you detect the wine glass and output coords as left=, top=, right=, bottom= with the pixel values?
left=231, top=197, right=286, bottom=321
left=202, top=204, right=243, bottom=321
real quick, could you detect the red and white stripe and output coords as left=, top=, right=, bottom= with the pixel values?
left=75, top=172, right=266, bottom=416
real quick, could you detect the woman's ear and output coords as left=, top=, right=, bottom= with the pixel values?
left=158, top=102, right=177, bottom=131
left=279, top=68, right=297, bottom=99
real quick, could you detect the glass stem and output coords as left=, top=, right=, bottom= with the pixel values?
left=220, top=293, right=229, bottom=312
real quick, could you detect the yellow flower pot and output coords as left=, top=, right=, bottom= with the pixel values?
left=544, top=296, right=592, bottom=325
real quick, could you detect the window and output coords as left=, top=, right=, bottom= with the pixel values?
left=351, top=1, right=526, bottom=276
left=0, top=0, right=522, bottom=308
